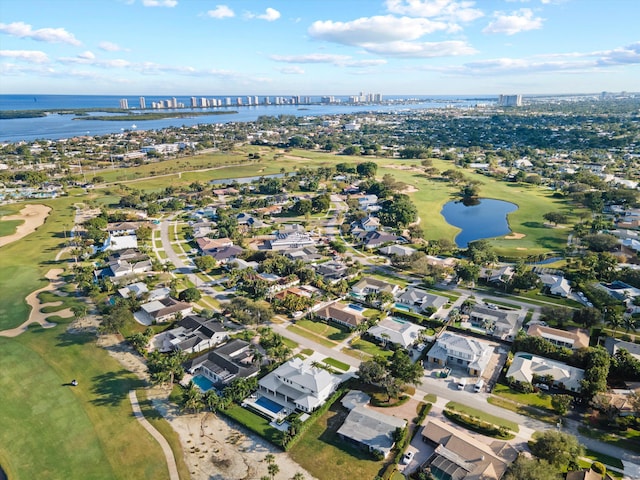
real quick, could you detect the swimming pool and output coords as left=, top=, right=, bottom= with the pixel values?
left=348, top=303, right=364, bottom=311
left=255, top=396, right=285, bottom=415
left=394, top=303, right=411, bottom=312
left=192, top=374, right=214, bottom=392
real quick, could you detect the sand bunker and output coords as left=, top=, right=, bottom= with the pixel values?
left=0, top=268, right=73, bottom=338
left=504, top=232, right=526, bottom=240
left=0, top=204, right=51, bottom=248
left=401, top=185, right=419, bottom=194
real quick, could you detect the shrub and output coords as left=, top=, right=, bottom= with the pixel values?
left=591, top=461, right=606, bottom=475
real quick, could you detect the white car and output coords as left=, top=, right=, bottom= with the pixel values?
left=402, top=451, right=414, bottom=464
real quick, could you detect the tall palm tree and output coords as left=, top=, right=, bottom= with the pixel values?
left=606, top=312, right=624, bottom=336
left=623, top=316, right=638, bottom=334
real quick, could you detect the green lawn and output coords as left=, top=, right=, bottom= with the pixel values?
left=0, top=197, right=171, bottom=479
left=487, top=396, right=557, bottom=424
left=288, top=402, right=385, bottom=480
left=347, top=338, right=393, bottom=358
left=492, top=384, right=554, bottom=410
left=295, top=319, right=351, bottom=342
left=0, top=218, right=23, bottom=237
left=323, top=357, right=350, bottom=371
left=445, top=401, right=519, bottom=432
left=287, top=325, right=337, bottom=348
left=222, top=404, right=282, bottom=445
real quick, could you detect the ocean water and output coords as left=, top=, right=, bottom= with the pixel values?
left=0, top=94, right=494, bottom=142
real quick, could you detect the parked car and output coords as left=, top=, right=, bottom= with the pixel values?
left=402, top=451, right=414, bottom=464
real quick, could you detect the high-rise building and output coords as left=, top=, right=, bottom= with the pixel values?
left=497, top=94, right=522, bottom=107
left=119, top=98, right=129, bottom=109
left=139, top=97, right=146, bottom=109
left=191, top=97, right=198, bottom=108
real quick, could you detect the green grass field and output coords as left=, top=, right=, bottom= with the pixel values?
left=0, top=198, right=171, bottom=479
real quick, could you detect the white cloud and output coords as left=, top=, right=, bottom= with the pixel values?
left=308, top=15, right=449, bottom=45
left=270, top=53, right=387, bottom=68
left=483, top=8, right=544, bottom=35
left=0, top=49, right=49, bottom=63
left=99, top=41, right=127, bottom=52
left=363, top=40, right=477, bottom=57
left=385, top=0, right=484, bottom=23
left=425, top=42, right=640, bottom=76
left=78, top=51, right=96, bottom=60
left=142, top=0, right=177, bottom=7
left=206, top=5, right=235, bottom=19
left=278, top=66, right=305, bottom=74
left=255, top=8, right=281, bottom=22
left=0, top=21, right=81, bottom=45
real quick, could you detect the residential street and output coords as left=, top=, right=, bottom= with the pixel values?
left=157, top=213, right=640, bottom=478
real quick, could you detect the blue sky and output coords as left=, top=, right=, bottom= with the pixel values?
left=0, top=0, right=638, bottom=96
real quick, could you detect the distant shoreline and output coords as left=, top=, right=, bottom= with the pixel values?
left=0, top=108, right=237, bottom=120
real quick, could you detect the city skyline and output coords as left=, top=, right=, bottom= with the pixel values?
left=0, top=0, right=639, bottom=96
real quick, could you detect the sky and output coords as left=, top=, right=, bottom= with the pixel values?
left=0, top=0, right=639, bottom=96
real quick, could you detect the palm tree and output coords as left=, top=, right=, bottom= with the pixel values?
left=268, top=463, right=280, bottom=480
left=606, top=312, right=624, bottom=336
left=623, top=316, right=638, bottom=333
left=181, top=381, right=204, bottom=413
left=291, top=473, right=305, bottom=480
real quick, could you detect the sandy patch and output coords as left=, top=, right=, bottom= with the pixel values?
left=0, top=268, right=73, bottom=338
left=147, top=391, right=317, bottom=480
left=100, top=338, right=316, bottom=480
left=401, top=185, right=419, bottom=194
left=503, top=232, right=526, bottom=240
left=384, top=164, right=423, bottom=173
left=516, top=247, right=528, bottom=251
left=0, top=204, right=51, bottom=248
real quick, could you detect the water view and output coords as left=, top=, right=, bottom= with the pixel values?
left=441, top=198, right=518, bottom=248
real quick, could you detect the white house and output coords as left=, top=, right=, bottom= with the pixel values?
left=135, top=297, right=192, bottom=325
left=188, top=339, right=259, bottom=387
left=351, top=277, right=400, bottom=297
left=366, top=317, right=425, bottom=349
left=540, top=274, right=572, bottom=297
left=426, top=332, right=494, bottom=377
left=396, top=287, right=448, bottom=314
left=379, top=245, right=416, bottom=257
left=506, top=352, right=585, bottom=392
left=153, top=315, right=229, bottom=353
left=257, top=357, right=343, bottom=413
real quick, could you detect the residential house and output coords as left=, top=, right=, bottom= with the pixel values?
left=103, top=250, right=152, bottom=277
left=187, top=339, right=259, bottom=387
left=426, top=332, right=494, bottom=377
left=191, top=221, right=214, bottom=239
left=351, top=277, right=400, bottom=298
left=468, top=305, right=520, bottom=340
left=356, top=230, right=404, bottom=249
left=357, top=194, right=379, bottom=211
left=527, top=324, right=590, bottom=350
left=209, top=244, right=244, bottom=264
left=336, top=390, right=406, bottom=458
left=315, top=260, right=349, bottom=282
left=236, top=212, right=267, bottom=230
left=367, top=317, right=425, bottom=349
left=135, top=297, right=193, bottom=325
left=118, top=281, right=149, bottom=299
left=154, top=315, right=228, bottom=353
left=285, top=246, right=322, bottom=263
left=316, top=302, right=365, bottom=330
left=266, top=231, right=316, bottom=250
left=539, top=274, right=572, bottom=297
left=396, top=287, right=448, bottom=314
left=103, top=234, right=138, bottom=251
left=354, top=216, right=380, bottom=232
left=603, top=337, right=640, bottom=362
left=481, top=265, right=515, bottom=286
left=566, top=469, right=615, bottom=480
left=420, top=418, right=518, bottom=480
left=195, top=237, right=234, bottom=256
left=106, top=221, right=145, bottom=236
left=274, top=286, right=314, bottom=301
left=257, top=357, right=343, bottom=413
left=379, top=244, right=416, bottom=257
left=506, top=352, right=585, bottom=392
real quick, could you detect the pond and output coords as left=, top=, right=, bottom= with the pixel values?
left=441, top=198, right=518, bottom=248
